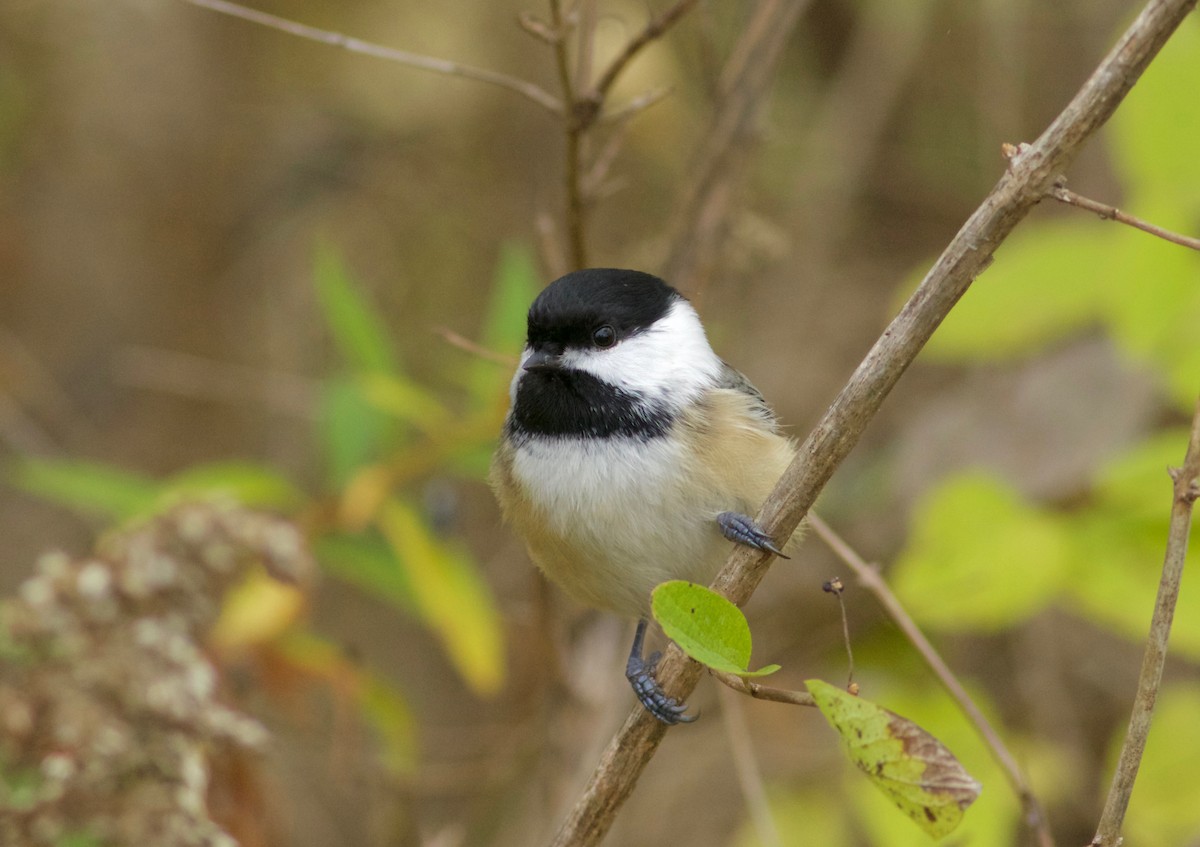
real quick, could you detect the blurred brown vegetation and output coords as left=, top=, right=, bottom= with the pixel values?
left=0, top=1, right=1192, bottom=845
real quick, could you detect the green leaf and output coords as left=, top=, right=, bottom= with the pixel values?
left=164, top=460, right=305, bottom=510
left=315, top=531, right=416, bottom=613
left=313, top=241, right=397, bottom=374
left=1117, top=682, right=1200, bottom=845
left=318, top=376, right=391, bottom=489
left=902, top=222, right=1110, bottom=362
left=806, top=679, right=981, bottom=839
left=378, top=499, right=505, bottom=696
left=651, top=580, right=780, bottom=677
left=358, top=372, right=452, bottom=433
left=360, top=671, right=418, bottom=776
left=1062, top=431, right=1200, bottom=657
left=5, top=458, right=159, bottom=521
left=1100, top=232, right=1200, bottom=412
left=1108, top=17, right=1200, bottom=202
left=466, top=243, right=537, bottom=407
left=891, top=473, right=1071, bottom=632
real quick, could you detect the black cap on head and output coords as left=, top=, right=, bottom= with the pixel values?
left=527, top=268, right=681, bottom=351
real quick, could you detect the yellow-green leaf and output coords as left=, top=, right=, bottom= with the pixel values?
left=5, top=458, right=159, bottom=521
left=378, top=499, right=505, bottom=696
left=651, top=580, right=780, bottom=677
left=313, top=241, right=397, bottom=375
left=806, top=679, right=981, bottom=839
left=892, top=473, right=1071, bottom=632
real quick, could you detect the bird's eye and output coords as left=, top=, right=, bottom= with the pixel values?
left=592, top=325, right=617, bottom=348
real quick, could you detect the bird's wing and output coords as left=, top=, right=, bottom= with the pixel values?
left=717, top=360, right=780, bottom=431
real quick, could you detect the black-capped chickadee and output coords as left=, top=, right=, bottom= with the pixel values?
left=491, top=268, right=796, bottom=723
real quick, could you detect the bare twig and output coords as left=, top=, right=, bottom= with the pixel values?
left=1048, top=182, right=1200, bottom=251
left=432, top=327, right=518, bottom=367
left=806, top=514, right=1054, bottom=847
left=710, top=670, right=816, bottom=708
left=549, top=2, right=1197, bottom=844
left=181, top=0, right=562, bottom=114
left=548, top=0, right=588, bottom=270
left=822, top=577, right=856, bottom=688
left=662, top=0, right=811, bottom=293
left=585, top=0, right=700, bottom=111
left=716, top=685, right=782, bottom=847
left=1093, top=393, right=1200, bottom=846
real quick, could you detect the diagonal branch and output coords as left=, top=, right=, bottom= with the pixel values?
left=1093, top=393, right=1200, bottom=845
left=181, top=0, right=562, bottom=114
left=549, top=2, right=1199, bottom=844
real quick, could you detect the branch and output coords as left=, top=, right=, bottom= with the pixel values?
left=806, top=514, right=1054, bottom=847
left=1046, top=181, right=1200, bottom=251
left=549, top=2, right=1198, bottom=844
left=548, top=0, right=588, bottom=270
left=710, top=670, right=816, bottom=708
left=662, top=0, right=811, bottom=292
left=181, top=0, right=562, bottom=114
left=1093, top=393, right=1200, bottom=845
left=584, top=0, right=700, bottom=113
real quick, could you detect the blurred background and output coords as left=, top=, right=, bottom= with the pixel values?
left=2, top=0, right=1199, bottom=845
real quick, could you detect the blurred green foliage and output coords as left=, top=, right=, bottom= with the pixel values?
left=870, top=17, right=1200, bottom=846
left=3, top=241, right=538, bottom=777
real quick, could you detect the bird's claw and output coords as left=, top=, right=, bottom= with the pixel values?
left=717, top=511, right=790, bottom=558
left=626, top=651, right=697, bottom=725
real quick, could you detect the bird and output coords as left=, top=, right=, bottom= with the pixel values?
left=490, top=268, right=796, bottom=723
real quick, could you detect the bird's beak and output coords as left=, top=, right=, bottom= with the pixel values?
left=523, top=349, right=562, bottom=373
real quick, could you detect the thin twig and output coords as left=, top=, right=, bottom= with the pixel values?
left=432, top=327, right=518, bottom=367
left=548, top=0, right=588, bottom=270
left=549, top=3, right=1197, bottom=844
left=716, top=685, right=783, bottom=847
left=822, top=577, right=856, bottom=688
left=585, top=0, right=700, bottom=110
left=662, top=0, right=811, bottom=292
left=1093, top=393, right=1200, bottom=846
left=806, top=514, right=1055, bottom=847
left=710, top=670, right=816, bottom=708
left=181, top=0, right=562, bottom=114
left=1048, top=183, right=1200, bottom=251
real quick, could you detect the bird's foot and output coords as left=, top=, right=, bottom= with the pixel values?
left=626, top=618, right=697, bottom=724
left=717, top=511, right=790, bottom=558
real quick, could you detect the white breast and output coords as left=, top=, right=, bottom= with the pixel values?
left=509, top=435, right=727, bottom=616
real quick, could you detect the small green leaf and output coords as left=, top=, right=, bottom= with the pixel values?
left=313, top=241, right=397, bottom=374
left=318, top=376, right=391, bottom=489
left=315, top=531, right=416, bottom=613
left=5, top=458, right=159, bottom=520
left=360, top=672, right=418, bottom=776
left=378, top=499, right=505, bottom=696
left=651, top=580, right=780, bottom=677
left=164, top=460, right=305, bottom=510
left=806, top=679, right=981, bottom=839
left=358, top=372, right=452, bottom=433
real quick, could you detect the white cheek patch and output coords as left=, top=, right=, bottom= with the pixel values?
left=563, top=300, right=722, bottom=408
left=509, top=347, right=533, bottom=405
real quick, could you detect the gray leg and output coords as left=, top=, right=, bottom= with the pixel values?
left=717, top=511, right=790, bottom=558
left=625, top=618, right=697, bottom=724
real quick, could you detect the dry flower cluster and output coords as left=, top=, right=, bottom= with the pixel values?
left=0, top=503, right=311, bottom=846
